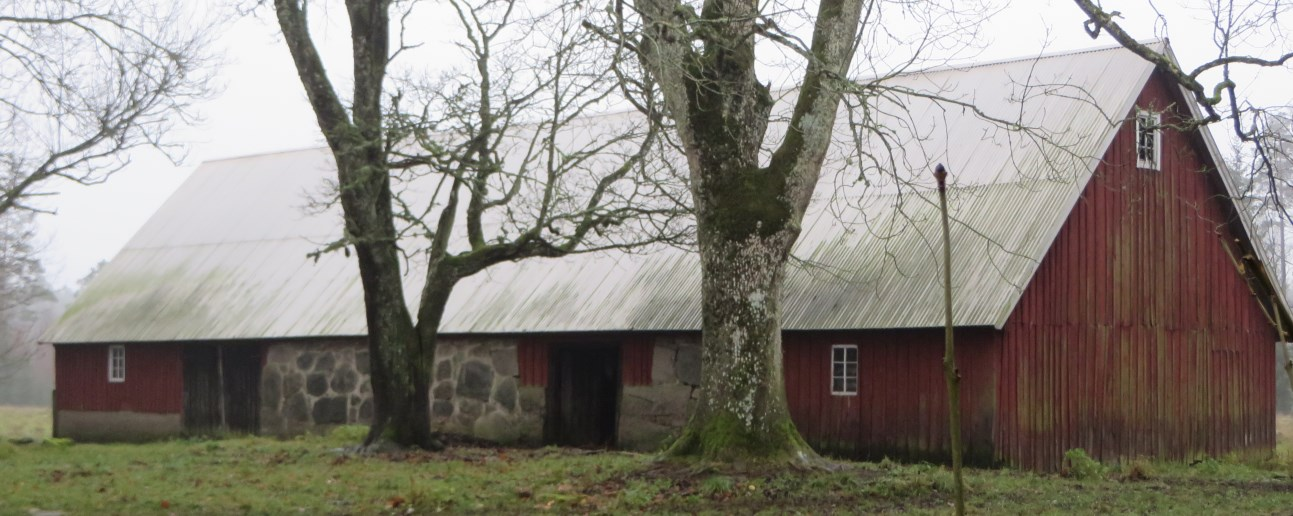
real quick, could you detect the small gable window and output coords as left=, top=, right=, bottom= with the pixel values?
left=1136, top=110, right=1161, bottom=170
left=831, top=344, right=858, bottom=395
left=108, top=345, right=125, bottom=383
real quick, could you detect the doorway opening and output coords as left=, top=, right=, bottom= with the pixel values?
left=545, top=344, right=620, bottom=447
left=182, top=344, right=262, bottom=434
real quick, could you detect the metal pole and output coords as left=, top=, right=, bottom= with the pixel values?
left=935, top=163, right=966, bottom=516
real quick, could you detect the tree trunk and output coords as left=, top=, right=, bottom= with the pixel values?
left=667, top=217, right=814, bottom=463
left=641, top=0, right=864, bottom=464
left=328, top=155, right=434, bottom=450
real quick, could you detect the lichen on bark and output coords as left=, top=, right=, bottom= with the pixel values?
left=639, top=0, right=866, bottom=463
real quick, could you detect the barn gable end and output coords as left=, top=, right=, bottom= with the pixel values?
left=996, top=71, right=1278, bottom=470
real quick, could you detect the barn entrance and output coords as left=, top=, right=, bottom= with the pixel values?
left=545, top=344, right=620, bottom=447
left=182, top=344, right=262, bottom=434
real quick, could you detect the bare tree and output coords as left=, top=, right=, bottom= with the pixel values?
left=0, top=0, right=213, bottom=216
left=1073, top=0, right=1292, bottom=219
left=0, top=209, right=50, bottom=381
left=588, top=0, right=991, bottom=463
left=274, top=0, right=687, bottom=449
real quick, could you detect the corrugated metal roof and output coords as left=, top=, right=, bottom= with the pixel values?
left=47, top=43, right=1225, bottom=343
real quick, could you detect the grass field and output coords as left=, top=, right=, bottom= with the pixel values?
left=2, top=410, right=1293, bottom=514
left=0, top=405, right=50, bottom=440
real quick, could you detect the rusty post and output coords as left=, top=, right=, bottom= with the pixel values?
left=935, top=163, right=966, bottom=516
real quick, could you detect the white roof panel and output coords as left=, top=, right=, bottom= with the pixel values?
left=45, top=43, right=1175, bottom=343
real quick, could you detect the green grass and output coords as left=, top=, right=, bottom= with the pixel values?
left=2, top=424, right=1293, bottom=514
left=0, top=405, right=51, bottom=440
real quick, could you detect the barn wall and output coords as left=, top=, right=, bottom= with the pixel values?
left=516, top=333, right=701, bottom=450
left=997, top=72, right=1278, bottom=471
left=256, top=334, right=699, bottom=449
left=259, top=339, right=373, bottom=436
left=783, top=329, right=1000, bottom=464
left=54, top=344, right=183, bottom=414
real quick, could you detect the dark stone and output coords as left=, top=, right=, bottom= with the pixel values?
left=433, top=382, right=453, bottom=400
left=493, top=377, right=517, bottom=411
left=295, top=351, right=317, bottom=371
left=676, top=346, right=701, bottom=386
left=314, top=352, right=336, bottom=372
left=306, top=373, right=329, bottom=396
left=355, top=351, right=370, bottom=375
left=261, top=370, right=282, bottom=411
left=312, top=396, right=348, bottom=424
left=358, top=399, right=374, bottom=421
left=518, top=387, right=544, bottom=413
left=432, top=400, right=455, bottom=418
left=330, top=367, right=358, bottom=394
left=284, top=393, right=310, bottom=422
left=491, top=347, right=519, bottom=377
left=435, top=360, right=453, bottom=382
left=456, top=361, right=494, bottom=401
left=458, top=398, right=483, bottom=418
left=260, top=407, right=281, bottom=432
left=283, top=371, right=305, bottom=396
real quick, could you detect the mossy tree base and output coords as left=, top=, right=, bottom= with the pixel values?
left=666, top=413, right=819, bottom=466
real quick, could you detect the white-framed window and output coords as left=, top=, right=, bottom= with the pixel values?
left=1135, top=110, right=1161, bottom=170
left=831, top=344, right=858, bottom=396
left=108, top=345, right=125, bottom=383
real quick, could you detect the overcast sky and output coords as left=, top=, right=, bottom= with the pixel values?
left=33, top=0, right=1292, bottom=289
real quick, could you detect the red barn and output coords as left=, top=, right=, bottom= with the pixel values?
left=44, top=42, right=1287, bottom=470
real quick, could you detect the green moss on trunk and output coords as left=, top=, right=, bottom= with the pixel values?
left=665, top=231, right=817, bottom=465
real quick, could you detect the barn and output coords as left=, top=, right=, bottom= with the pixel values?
left=43, top=42, right=1288, bottom=471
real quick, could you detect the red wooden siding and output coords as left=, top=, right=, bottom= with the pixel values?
left=783, top=329, right=1000, bottom=464
left=621, top=337, right=653, bottom=386
left=996, top=72, right=1277, bottom=471
left=517, top=339, right=549, bottom=386
left=516, top=334, right=655, bottom=387
left=54, top=344, right=183, bottom=414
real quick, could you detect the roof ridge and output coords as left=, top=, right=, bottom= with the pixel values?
left=898, top=38, right=1166, bottom=77
left=201, top=144, right=330, bottom=164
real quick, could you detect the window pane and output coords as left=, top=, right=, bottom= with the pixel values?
left=833, top=363, right=843, bottom=377
left=833, top=347, right=844, bottom=362
left=833, top=378, right=844, bottom=392
left=846, top=347, right=857, bottom=362
left=846, top=378, right=857, bottom=393
left=845, top=363, right=857, bottom=377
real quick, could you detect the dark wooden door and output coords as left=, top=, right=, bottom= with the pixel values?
left=182, top=345, right=221, bottom=433
left=183, top=344, right=262, bottom=435
left=221, top=345, right=261, bottom=434
left=546, top=345, right=620, bottom=447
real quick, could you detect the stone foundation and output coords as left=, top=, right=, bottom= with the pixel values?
left=256, top=335, right=700, bottom=449
left=259, top=340, right=372, bottom=435
left=430, top=339, right=543, bottom=444
left=56, top=410, right=182, bottom=442
left=617, top=335, right=700, bottom=450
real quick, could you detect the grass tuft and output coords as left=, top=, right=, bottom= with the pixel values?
left=1062, top=448, right=1107, bottom=481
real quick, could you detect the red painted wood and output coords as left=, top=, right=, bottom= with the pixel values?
left=516, top=334, right=656, bottom=387
left=782, top=329, right=1000, bottom=463
left=996, top=71, right=1277, bottom=471
left=620, top=337, right=654, bottom=386
left=517, top=339, right=549, bottom=387
left=54, top=344, right=183, bottom=414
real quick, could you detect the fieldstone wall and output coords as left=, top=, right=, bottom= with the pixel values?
left=256, top=335, right=698, bottom=450
left=258, top=337, right=542, bottom=443
left=618, top=335, right=702, bottom=450
left=431, top=338, right=543, bottom=444
left=260, top=340, right=372, bottom=436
